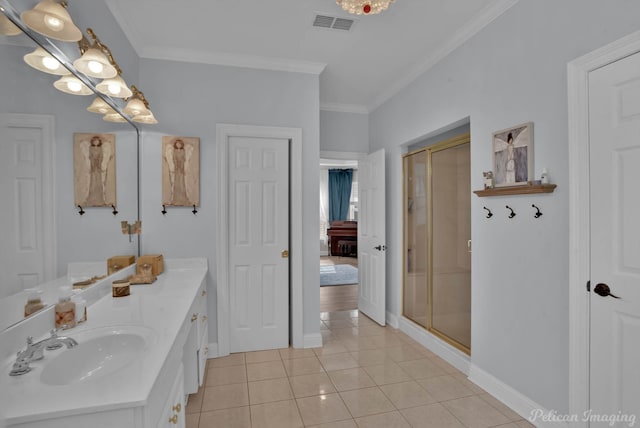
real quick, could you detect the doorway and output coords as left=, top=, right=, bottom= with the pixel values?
left=216, top=124, right=303, bottom=355
left=568, top=32, right=640, bottom=425
left=0, top=114, right=56, bottom=298
left=402, top=133, right=471, bottom=354
left=319, top=153, right=364, bottom=313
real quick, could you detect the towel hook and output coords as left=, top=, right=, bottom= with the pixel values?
left=192, top=205, right=198, bottom=215
left=483, top=206, right=493, bottom=219
left=161, top=205, right=167, bottom=215
left=111, top=205, right=118, bottom=216
left=506, top=205, right=516, bottom=219
left=77, top=205, right=85, bottom=216
left=532, top=204, right=543, bottom=218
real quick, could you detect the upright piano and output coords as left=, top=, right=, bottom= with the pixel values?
left=327, top=220, right=357, bottom=257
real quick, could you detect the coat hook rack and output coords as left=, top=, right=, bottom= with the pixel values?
left=77, top=205, right=85, bottom=216
left=111, top=205, right=118, bottom=216
left=483, top=206, right=493, bottom=218
left=506, top=205, right=516, bottom=219
left=161, top=205, right=167, bottom=215
left=532, top=204, right=543, bottom=218
left=192, top=205, right=198, bottom=215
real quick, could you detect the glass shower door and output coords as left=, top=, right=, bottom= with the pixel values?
left=430, top=141, right=471, bottom=352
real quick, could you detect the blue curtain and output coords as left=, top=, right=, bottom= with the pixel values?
left=328, top=169, right=353, bottom=223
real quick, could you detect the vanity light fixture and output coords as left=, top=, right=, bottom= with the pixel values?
left=125, top=85, right=158, bottom=124
left=96, top=73, right=132, bottom=98
left=133, top=110, right=158, bottom=124
left=23, top=46, right=70, bottom=75
left=21, top=0, right=81, bottom=42
left=103, top=112, right=128, bottom=123
left=73, top=30, right=117, bottom=79
left=86, top=97, right=112, bottom=114
left=123, top=86, right=150, bottom=117
left=53, top=74, right=92, bottom=95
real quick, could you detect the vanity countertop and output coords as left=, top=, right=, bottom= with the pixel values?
left=0, top=258, right=208, bottom=426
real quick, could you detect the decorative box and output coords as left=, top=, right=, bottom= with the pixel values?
left=137, top=254, right=164, bottom=276
left=107, top=255, right=135, bottom=275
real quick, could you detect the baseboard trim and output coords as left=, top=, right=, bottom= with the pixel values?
left=398, top=316, right=470, bottom=375
left=469, top=364, right=569, bottom=428
left=303, top=333, right=323, bottom=349
left=207, top=342, right=219, bottom=359
left=386, top=311, right=400, bottom=328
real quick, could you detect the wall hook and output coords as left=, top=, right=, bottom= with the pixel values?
left=192, top=205, right=198, bottom=215
left=506, top=205, right=516, bottom=219
left=161, top=205, right=167, bottom=215
left=483, top=206, right=493, bottom=218
left=532, top=204, right=543, bottom=218
left=111, top=205, right=118, bottom=216
left=77, top=205, right=85, bottom=216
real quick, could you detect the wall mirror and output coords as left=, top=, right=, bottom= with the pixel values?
left=0, top=0, right=140, bottom=331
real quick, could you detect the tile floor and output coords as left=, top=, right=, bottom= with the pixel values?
left=186, top=310, right=535, bottom=428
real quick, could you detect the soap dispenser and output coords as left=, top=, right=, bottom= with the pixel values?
left=55, top=287, right=76, bottom=329
left=24, top=288, right=45, bottom=317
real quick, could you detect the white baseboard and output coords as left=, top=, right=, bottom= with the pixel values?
left=303, top=333, right=323, bottom=348
left=207, top=342, right=219, bottom=359
left=469, top=365, right=569, bottom=428
left=399, top=316, right=470, bottom=375
left=386, top=311, right=400, bottom=328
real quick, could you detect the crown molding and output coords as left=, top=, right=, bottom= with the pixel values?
left=368, top=0, right=520, bottom=112
left=320, top=103, right=369, bottom=114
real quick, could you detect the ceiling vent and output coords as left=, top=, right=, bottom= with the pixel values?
left=313, top=14, right=356, bottom=32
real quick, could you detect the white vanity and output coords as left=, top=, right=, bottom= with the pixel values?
left=0, top=258, right=208, bottom=428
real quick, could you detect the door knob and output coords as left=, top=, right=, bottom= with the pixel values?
left=593, top=283, right=620, bottom=299
left=374, top=245, right=386, bottom=251
left=281, top=250, right=289, bottom=258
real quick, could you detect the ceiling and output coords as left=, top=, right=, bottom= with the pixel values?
left=106, top=0, right=517, bottom=113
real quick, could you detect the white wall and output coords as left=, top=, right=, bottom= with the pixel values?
left=369, top=0, right=640, bottom=414
left=137, top=59, right=321, bottom=344
left=320, top=109, right=368, bottom=153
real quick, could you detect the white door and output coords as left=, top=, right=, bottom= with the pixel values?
left=228, top=136, right=289, bottom=352
left=588, top=51, right=640, bottom=424
left=358, top=149, right=386, bottom=325
left=0, top=115, right=53, bottom=298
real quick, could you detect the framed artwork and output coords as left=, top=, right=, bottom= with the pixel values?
left=162, top=136, right=200, bottom=206
left=74, top=133, right=116, bottom=206
left=492, top=122, right=533, bottom=187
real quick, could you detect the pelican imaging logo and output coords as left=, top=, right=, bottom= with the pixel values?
left=529, top=409, right=636, bottom=426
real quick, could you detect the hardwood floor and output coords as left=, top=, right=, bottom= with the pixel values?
left=320, top=256, right=358, bottom=313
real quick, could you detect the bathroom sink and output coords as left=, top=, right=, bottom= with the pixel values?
left=39, top=326, right=155, bottom=386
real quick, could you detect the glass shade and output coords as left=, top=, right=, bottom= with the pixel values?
left=53, top=75, right=93, bottom=95
left=24, top=46, right=70, bottom=75
left=103, top=112, right=128, bottom=123
left=87, top=97, right=113, bottom=114
left=73, top=48, right=117, bottom=79
left=0, top=13, right=21, bottom=35
left=21, top=0, right=82, bottom=42
left=96, top=75, right=132, bottom=98
left=133, top=111, right=158, bottom=124
left=123, top=97, right=149, bottom=117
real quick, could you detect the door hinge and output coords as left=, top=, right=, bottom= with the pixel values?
left=586, top=280, right=591, bottom=292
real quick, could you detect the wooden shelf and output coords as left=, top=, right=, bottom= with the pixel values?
left=473, top=183, right=557, bottom=197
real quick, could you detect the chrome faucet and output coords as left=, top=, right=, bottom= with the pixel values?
left=9, top=330, right=78, bottom=376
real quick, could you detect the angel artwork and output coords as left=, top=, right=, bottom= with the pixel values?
left=492, top=122, right=533, bottom=186
left=74, top=133, right=116, bottom=206
left=162, top=136, right=200, bottom=206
